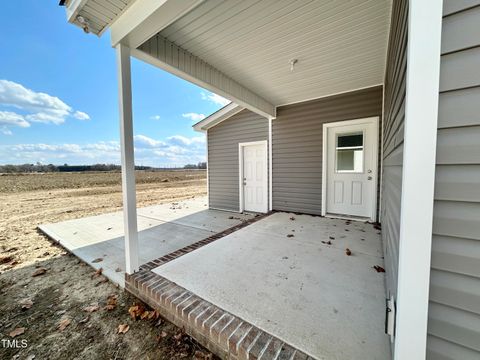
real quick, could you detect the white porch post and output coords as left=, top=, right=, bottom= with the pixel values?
left=268, top=117, right=273, bottom=211
left=394, top=0, right=442, bottom=359
left=116, top=43, right=139, bottom=274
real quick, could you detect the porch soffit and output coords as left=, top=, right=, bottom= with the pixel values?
left=152, top=0, right=391, bottom=107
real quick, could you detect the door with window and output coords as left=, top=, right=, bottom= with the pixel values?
left=325, top=119, right=377, bottom=219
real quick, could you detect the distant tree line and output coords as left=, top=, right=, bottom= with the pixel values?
left=0, top=162, right=207, bottom=173
left=183, top=162, right=207, bottom=169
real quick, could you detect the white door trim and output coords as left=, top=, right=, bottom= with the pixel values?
left=321, top=116, right=379, bottom=221
left=238, top=140, right=268, bottom=213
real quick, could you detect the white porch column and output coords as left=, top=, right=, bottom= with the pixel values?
left=116, top=43, right=139, bottom=274
left=394, top=0, right=442, bottom=359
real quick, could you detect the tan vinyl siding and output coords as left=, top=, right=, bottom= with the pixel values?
left=271, top=86, right=382, bottom=215
left=427, top=2, right=480, bottom=358
left=380, top=0, right=406, bottom=306
left=207, top=110, right=268, bottom=212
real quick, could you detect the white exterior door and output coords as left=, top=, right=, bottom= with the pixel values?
left=241, top=143, right=267, bottom=213
left=326, top=119, right=377, bottom=219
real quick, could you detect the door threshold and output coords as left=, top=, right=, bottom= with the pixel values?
left=325, top=213, right=371, bottom=222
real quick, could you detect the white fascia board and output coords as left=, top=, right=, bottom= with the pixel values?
left=110, top=0, right=204, bottom=48
left=193, top=103, right=244, bottom=132
left=132, top=44, right=276, bottom=118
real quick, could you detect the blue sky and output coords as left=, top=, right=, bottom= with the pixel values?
left=0, top=1, right=228, bottom=166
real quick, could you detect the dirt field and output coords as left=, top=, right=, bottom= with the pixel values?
left=0, top=171, right=213, bottom=360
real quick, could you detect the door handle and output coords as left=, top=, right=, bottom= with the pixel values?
left=367, top=169, right=372, bottom=174
left=368, top=176, right=372, bottom=180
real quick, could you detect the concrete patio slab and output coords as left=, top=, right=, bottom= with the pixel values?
left=39, top=196, right=253, bottom=287
left=153, top=212, right=390, bottom=360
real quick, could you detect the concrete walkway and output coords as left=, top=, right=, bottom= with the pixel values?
left=153, top=212, right=390, bottom=360
left=39, top=197, right=253, bottom=287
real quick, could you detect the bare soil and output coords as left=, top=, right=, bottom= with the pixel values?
left=0, top=171, right=213, bottom=360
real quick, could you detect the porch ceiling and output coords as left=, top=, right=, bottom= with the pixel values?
left=146, top=0, right=391, bottom=106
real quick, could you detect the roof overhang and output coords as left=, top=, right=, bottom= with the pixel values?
left=193, top=103, right=244, bottom=132
left=62, top=0, right=391, bottom=119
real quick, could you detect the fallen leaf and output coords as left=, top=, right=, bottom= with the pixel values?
left=0, top=255, right=14, bottom=264
left=91, top=268, right=103, bottom=279
left=58, top=318, right=71, bottom=331
left=106, top=227, right=112, bottom=231
left=83, top=304, right=100, bottom=313
left=92, top=258, right=103, bottom=263
left=128, top=304, right=145, bottom=319
left=174, top=332, right=183, bottom=340
left=289, top=216, right=295, bottom=221
left=105, top=294, right=118, bottom=311
left=286, top=234, right=294, bottom=238
left=20, top=299, right=33, bottom=310
left=115, top=267, right=122, bottom=272
left=26, top=355, right=35, bottom=360
left=79, top=316, right=90, bottom=324
left=160, top=331, right=168, bottom=338
left=9, top=327, right=25, bottom=338
left=95, top=276, right=109, bottom=286
left=118, top=324, right=129, bottom=334
left=329, top=236, right=335, bottom=240
left=321, top=240, right=332, bottom=245
left=373, top=265, right=385, bottom=273
left=32, top=268, right=47, bottom=277
left=345, top=248, right=352, bottom=256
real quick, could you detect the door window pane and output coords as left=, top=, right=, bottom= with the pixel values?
left=336, top=132, right=364, bottom=173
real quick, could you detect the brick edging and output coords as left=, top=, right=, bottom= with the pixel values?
left=126, top=271, right=312, bottom=360
left=125, top=212, right=314, bottom=360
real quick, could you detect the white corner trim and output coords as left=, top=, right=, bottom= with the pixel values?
left=238, top=140, right=268, bottom=214
left=394, top=0, right=442, bottom=359
left=205, top=130, right=209, bottom=208
left=321, top=117, right=379, bottom=221
left=268, top=118, right=273, bottom=211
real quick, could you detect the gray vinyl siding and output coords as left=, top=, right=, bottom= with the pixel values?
left=381, top=0, right=406, bottom=308
left=207, top=109, right=268, bottom=212
left=271, top=86, right=383, bottom=215
left=427, top=2, right=480, bottom=358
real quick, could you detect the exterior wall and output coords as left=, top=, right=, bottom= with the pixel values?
left=427, top=2, right=480, bottom=358
left=271, top=86, right=383, bottom=215
left=381, top=0, right=407, bottom=309
left=207, top=109, right=269, bottom=212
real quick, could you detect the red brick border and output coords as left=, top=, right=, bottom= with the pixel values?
left=125, top=212, right=314, bottom=360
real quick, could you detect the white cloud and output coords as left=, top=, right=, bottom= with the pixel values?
left=0, top=111, right=30, bottom=128
left=150, top=115, right=161, bottom=120
left=0, top=80, right=90, bottom=132
left=73, top=111, right=90, bottom=120
left=134, top=135, right=167, bottom=148
left=200, top=91, right=230, bottom=107
left=168, top=135, right=205, bottom=146
left=1, top=127, right=12, bottom=135
left=0, top=134, right=206, bottom=167
left=182, top=112, right=206, bottom=121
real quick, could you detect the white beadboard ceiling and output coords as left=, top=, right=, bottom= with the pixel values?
left=70, top=0, right=134, bottom=35
left=155, top=0, right=391, bottom=106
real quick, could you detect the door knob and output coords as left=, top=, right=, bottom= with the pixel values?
left=367, top=169, right=372, bottom=173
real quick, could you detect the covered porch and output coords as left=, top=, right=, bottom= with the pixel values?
left=60, top=0, right=444, bottom=358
